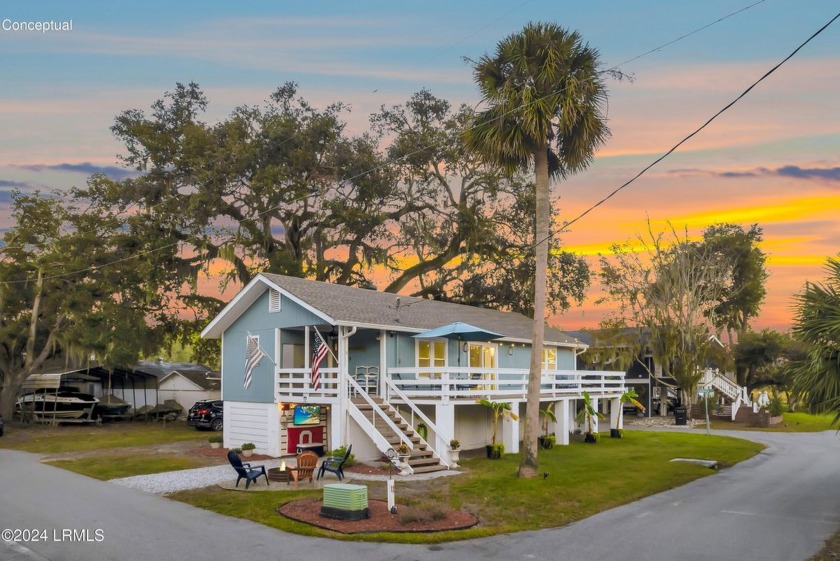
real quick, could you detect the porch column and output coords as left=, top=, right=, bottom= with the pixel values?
left=379, top=330, right=387, bottom=399
left=556, top=399, right=570, bottom=445
left=338, top=326, right=350, bottom=445
left=611, top=397, right=622, bottom=431
left=435, top=402, right=455, bottom=465
left=591, top=397, right=600, bottom=433
left=329, top=403, right=342, bottom=450
left=502, top=402, right=520, bottom=454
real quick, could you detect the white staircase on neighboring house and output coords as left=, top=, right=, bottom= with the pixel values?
left=699, top=369, right=752, bottom=421
left=346, top=376, right=449, bottom=474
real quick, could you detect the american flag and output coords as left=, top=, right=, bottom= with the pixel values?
left=243, top=335, right=265, bottom=390
left=311, top=334, right=328, bottom=392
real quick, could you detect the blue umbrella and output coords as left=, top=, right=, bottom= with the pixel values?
left=412, top=322, right=502, bottom=342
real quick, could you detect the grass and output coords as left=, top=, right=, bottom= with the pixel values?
left=170, top=431, right=763, bottom=543
left=46, top=454, right=213, bottom=480
left=0, top=421, right=206, bottom=454
left=698, top=411, right=837, bottom=433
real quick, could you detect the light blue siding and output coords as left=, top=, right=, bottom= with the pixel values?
left=222, top=290, right=327, bottom=403
left=348, top=330, right=380, bottom=375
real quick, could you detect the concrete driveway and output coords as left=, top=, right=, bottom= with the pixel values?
left=1, top=429, right=838, bottom=561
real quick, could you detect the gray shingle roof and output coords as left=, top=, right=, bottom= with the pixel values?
left=172, top=370, right=221, bottom=391
left=262, top=273, right=580, bottom=346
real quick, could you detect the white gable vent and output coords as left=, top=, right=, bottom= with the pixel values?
left=268, top=289, right=281, bottom=312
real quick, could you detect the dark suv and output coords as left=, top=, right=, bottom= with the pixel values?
left=187, top=400, right=223, bottom=431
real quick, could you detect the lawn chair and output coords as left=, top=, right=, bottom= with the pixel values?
left=286, top=451, right=319, bottom=488
left=227, top=450, right=269, bottom=490
left=317, top=444, right=352, bottom=481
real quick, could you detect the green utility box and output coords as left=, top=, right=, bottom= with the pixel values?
left=320, top=483, right=370, bottom=520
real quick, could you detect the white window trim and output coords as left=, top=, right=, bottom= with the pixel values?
left=416, top=338, right=448, bottom=378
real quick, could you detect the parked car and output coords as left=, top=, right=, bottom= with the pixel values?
left=0, top=412, right=4, bottom=436
left=187, top=400, right=223, bottom=431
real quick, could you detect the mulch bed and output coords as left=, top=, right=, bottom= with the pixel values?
left=277, top=498, right=479, bottom=534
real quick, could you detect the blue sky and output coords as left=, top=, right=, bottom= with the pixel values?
left=2, top=1, right=839, bottom=330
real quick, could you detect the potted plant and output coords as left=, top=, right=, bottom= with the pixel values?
left=612, top=388, right=645, bottom=438
left=449, top=439, right=461, bottom=467
left=575, top=392, right=604, bottom=443
left=241, top=442, right=256, bottom=458
left=208, top=434, right=223, bottom=449
left=477, top=399, right=518, bottom=459
left=538, top=403, right=557, bottom=449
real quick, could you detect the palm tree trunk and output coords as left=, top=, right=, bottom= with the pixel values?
left=519, top=148, right=550, bottom=478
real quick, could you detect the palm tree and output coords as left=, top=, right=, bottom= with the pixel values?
left=790, top=256, right=840, bottom=424
left=465, top=22, right=610, bottom=477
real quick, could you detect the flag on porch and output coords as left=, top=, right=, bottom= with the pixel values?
left=311, top=334, right=328, bottom=392
left=244, top=335, right=265, bottom=390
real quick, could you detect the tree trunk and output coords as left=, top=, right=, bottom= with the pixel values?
left=518, top=148, right=550, bottom=479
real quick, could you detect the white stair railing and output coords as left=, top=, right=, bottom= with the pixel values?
left=381, top=376, right=449, bottom=468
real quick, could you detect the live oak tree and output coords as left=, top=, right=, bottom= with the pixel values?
left=599, top=223, right=734, bottom=408
left=465, top=23, right=610, bottom=478
left=701, top=223, right=767, bottom=345
left=372, top=90, right=590, bottom=315
left=0, top=192, right=165, bottom=420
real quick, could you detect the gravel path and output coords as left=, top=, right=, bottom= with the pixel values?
left=110, top=459, right=462, bottom=494
left=110, top=459, right=282, bottom=494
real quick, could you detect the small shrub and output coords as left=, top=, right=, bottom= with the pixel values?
left=328, top=445, right=356, bottom=467
left=768, top=396, right=784, bottom=417
left=398, top=504, right=448, bottom=524
left=230, top=447, right=242, bottom=454
left=208, top=435, right=223, bottom=444
left=397, top=442, right=410, bottom=455
left=449, top=439, right=460, bottom=449
left=241, top=442, right=256, bottom=451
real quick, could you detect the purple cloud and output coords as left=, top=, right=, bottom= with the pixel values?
left=684, top=165, right=840, bottom=182
left=16, top=163, right=139, bottom=180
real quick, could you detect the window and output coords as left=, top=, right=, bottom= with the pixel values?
left=417, top=340, right=446, bottom=378
left=543, top=348, right=557, bottom=370
left=268, top=289, right=281, bottom=312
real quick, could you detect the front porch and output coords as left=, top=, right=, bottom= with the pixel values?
left=274, top=364, right=627, bottom=470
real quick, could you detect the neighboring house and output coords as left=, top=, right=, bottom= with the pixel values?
left=158, top=369, right=221, bottom=412
left=201, top=273, right=627, bottom=470
left=568, top=328, right=743, bottom=417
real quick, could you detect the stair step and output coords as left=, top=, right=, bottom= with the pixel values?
left=408, top=457, right=440, bottom=467
left=411, top=465, right=448, bottom=474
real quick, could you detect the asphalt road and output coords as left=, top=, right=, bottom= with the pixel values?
left=1, top=429, right=838, bottom=561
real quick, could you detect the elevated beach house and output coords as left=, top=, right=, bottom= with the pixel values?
left=202, top=274, right=626, bottom=472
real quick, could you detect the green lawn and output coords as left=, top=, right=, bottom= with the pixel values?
left=0, top=422, right=206, bottom=454
left=700, top=411, right=837, bottom=432
left=46, top=454, right=213, bottom=480
left=170, top=431, right=763, bottom=543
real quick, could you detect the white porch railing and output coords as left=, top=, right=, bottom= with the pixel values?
left=276, top=366, right=625, bottom=404
left=385, top=367, right=625, bottom=403
left=275, top=368, right=340, bottom=402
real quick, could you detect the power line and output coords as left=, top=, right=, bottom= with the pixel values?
left=550, top=9, right=840, bottom=246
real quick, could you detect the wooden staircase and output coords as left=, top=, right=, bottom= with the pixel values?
left=352, top=396, right=448, bottom=474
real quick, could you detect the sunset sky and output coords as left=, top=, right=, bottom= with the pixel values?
left=2, top=1, right=839, bottom=333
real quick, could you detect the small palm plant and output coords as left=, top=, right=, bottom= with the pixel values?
left=575, top=392, right=604, bottom=443
left=539, top=403, right=557, bottom=448
left=612, top=388, right=645, bottom=438
left=478, top=399, right=519, bottom=458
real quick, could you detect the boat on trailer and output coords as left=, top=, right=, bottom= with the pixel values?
left=17, top=387, right=99, bottom=419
